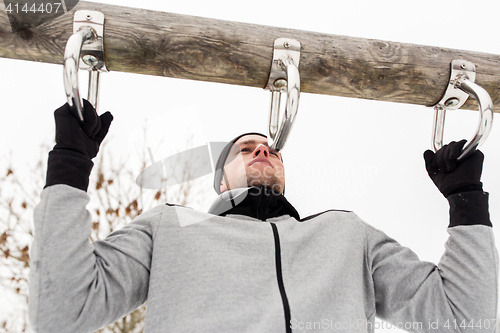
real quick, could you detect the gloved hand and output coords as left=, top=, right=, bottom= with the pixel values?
left=45, top=100, right=113, bottom=191
left=423, top=139, right=484, bottom=198
left=53, top=99, right=113, bottom=159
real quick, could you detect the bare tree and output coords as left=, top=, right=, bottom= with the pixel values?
left=0, top=147, right=45, bottom=333
left=0, top=130, right=209, bottom=333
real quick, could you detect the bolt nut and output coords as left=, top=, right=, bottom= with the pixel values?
left=273, top=79, right=287, bottom=88
left=283, top=42, right=290, bottom=49
left=444, top=97, right=460, bottom=108
left=86, top=15, right=92, bottom=20
left=82, top=54, right=99, bottom=67
left=460, top=63, right=467, bottom=70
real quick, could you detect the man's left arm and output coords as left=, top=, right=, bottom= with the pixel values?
left=370, top=141, right=498, bottom=332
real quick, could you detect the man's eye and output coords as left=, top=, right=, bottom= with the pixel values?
left=240, top=148, right=250, bottom=153
left=270, top=150, right=279, bottom=157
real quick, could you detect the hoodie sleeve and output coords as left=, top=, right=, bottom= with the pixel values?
left=29, top=184, right=161, bottom=333
left=367, top=194, right=498, bottom=332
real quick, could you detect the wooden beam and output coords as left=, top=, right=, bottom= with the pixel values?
left=1, top=1, right=499, bottom=111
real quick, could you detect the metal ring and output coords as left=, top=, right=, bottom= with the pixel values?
left=268, top=57, right=300, bottom=151
left=432, top=77, right=494, bottom=160
left=63, top=27, right=97, bottom=121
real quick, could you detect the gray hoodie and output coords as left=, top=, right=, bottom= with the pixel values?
left=29, top=185, right=498, bottom=332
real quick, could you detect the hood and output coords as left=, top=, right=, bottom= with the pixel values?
left=207, top=186, right=299, bottom=221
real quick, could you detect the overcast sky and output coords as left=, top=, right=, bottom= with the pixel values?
left=1, top=0, right=499, bottom=331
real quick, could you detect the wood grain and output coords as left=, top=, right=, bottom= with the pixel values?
left=1, top=1, right=499, bottom=111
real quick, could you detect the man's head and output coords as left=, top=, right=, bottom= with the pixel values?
left=213, top=133, right=285, bottom=195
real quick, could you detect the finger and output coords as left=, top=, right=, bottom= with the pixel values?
left=445, top=140, right=467, bottom=172
left=54, top=102, right=74, bottom=119
left=60, top=100, right=85, bottom=123
left=95, top=111, right=114, bottom=144
left=459, top=149, right=485, bottom=178
left=423, top=150, right=436, bottom=172
left=449, top=140, right=466, bottom=160
left=435, top=144, right=448, bottom=172
left=53, top=103, right=80, bottom=147
left=444, top=141, right=458, bottom=172
left=467, top=149, right=484, bottom=163
left=81, top=99, right=101, bottom=138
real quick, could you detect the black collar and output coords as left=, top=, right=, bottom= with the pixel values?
left=207, top=186, right=300, bottom=221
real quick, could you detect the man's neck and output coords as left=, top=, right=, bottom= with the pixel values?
left=208, top=186, right=300, bottom=221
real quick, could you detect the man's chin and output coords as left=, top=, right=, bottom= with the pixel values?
left=247, top=180, right=284, bottom=194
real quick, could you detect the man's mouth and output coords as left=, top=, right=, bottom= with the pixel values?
left=249, top=158, right=272, bottom=167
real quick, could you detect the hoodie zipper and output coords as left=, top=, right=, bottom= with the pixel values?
left=255, top=190, right=292, bottom=332
left=270, top=222, right=292, bottom=333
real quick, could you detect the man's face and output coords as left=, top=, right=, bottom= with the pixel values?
left=220, top=135, right=285, bottom=194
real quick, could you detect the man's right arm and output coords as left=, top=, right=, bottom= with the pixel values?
left=28, top=102, right=155, bottom=332
left=29, top=184, right=157, bottom=333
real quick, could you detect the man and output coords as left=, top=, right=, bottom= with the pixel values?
left=29, top=101, right=497, bottom=332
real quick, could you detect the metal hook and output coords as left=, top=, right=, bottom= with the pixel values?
left=63, top=10, right=107, bottom=121
left=432, top=60, right=493, bottom=160
left=265, top=38, right=301, bottom=151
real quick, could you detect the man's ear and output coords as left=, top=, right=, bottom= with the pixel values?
left=219, top=178, right=228, bottom=193
left=219, top=169, right=231, bottom=193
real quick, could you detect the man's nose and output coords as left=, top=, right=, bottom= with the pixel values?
left=253, top=144, right=269, bottom=158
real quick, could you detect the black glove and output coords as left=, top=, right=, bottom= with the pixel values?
left=423, top=140, right=490, bottom=228
left=45, top=100, right=113, bottom=191
left=423, top=140, right=483, bottom=198
left=53, top=99, right=113, bottom=159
